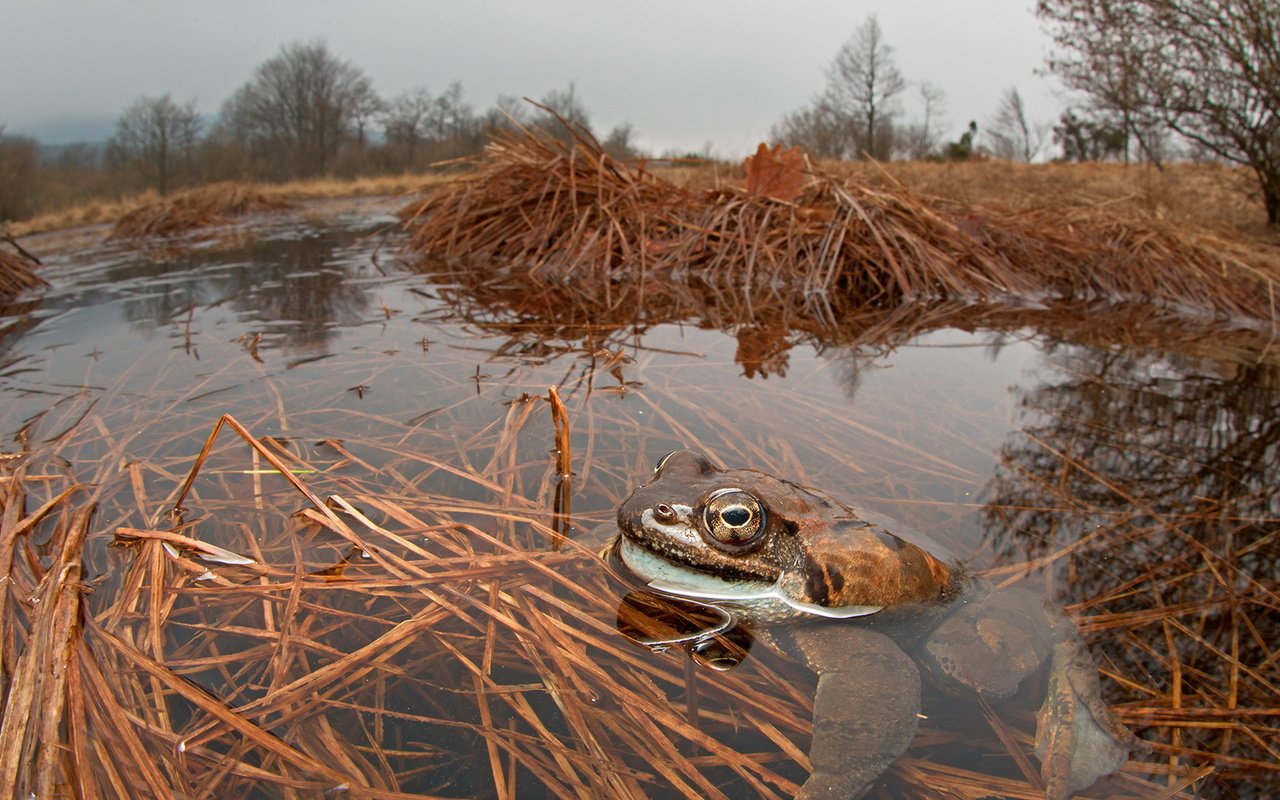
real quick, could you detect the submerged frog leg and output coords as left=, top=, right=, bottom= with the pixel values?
left=1035, top=612, right=1145, bottom=800
left=920, top=587, right=1142, bottom=798
left=785, top=625, right=922, bottom=800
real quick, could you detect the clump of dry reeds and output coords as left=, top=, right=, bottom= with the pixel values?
left=109, top=182, right=294, bottom=241
left=400, top=124, right=1279, bottom=326
left=0, top=233, right=46, bottom=302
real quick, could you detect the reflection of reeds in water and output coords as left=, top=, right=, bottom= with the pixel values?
left=109, top=183, right=295, bottom=242
left=399, top=123, right=1278, bottom=326
left=5, top=388, right=1250, bottom=797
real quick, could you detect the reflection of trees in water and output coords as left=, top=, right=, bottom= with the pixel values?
left=112, top=232, right=375, bottom=351
left=982, top=341, right=1279, bottom=782
left=985, top=342, right=1279, bottom=563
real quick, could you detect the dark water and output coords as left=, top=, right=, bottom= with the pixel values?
left=2, top=208, right=1276, bottom=798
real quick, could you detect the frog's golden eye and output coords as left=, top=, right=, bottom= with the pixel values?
left=703, top=489, right=766, bottom=550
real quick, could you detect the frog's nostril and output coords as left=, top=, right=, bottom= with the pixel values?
left=654, top=503, right=677, bottom=523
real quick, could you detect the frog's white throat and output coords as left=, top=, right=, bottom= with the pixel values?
left=617, top=535, right=882, bottom=620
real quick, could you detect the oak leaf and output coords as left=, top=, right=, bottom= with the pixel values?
left=743, top=143, right=806, bottom=202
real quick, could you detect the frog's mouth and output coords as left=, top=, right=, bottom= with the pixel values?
left=617, top=535, right=882, bottom=620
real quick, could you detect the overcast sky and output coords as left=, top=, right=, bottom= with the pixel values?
left=1, top=1, right=1066, bottom=156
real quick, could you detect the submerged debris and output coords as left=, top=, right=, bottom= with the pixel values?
left=400, top=124, right=1278, bottom=325
left=109, top=182, right=294, bottom=241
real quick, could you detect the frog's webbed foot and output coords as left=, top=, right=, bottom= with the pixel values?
left=920, top=586, right=1055, bottom=698
left=920, top=587, right=1142, bottom=799
left=784, top=625, right=921, bottom=800
left=1035, top=612, right=1145, bottom=800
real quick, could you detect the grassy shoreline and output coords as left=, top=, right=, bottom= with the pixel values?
left=7, top=172, right=453, bottom=239
left=9, top=160, right=1278, bottom=271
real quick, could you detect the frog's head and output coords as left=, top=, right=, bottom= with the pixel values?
left=616, top=450, right=957, bottom=623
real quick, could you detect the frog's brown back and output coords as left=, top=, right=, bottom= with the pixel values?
left=782, top=519, right=962, bottom=612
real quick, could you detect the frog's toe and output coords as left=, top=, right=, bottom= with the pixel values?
left=794, top=772, right=863, bottom=800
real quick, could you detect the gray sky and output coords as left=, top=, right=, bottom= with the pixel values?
left=1, top=1, right=1064, bottom=156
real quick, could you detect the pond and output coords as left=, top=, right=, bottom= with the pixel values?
left=1, top=204, right=1275, bottom=798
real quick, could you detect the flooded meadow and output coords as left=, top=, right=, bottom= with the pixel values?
left=0, top=203, right=1276, bottom=798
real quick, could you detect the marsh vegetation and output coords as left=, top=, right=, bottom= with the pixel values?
left=0, top=173, right=1277, bottom=796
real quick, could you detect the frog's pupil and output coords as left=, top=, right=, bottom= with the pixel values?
left=702, top=489, right=765, bottom=551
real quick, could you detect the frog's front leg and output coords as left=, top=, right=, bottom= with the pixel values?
left=919, top=586, right=1141, bottom=800
left=781, top=624, right=922, bottom=800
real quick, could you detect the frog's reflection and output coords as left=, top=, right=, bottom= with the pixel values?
left=615, top=591, right=754, bottom=672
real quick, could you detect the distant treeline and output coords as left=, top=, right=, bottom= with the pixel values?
left=0, top=40, right=649, bottom=223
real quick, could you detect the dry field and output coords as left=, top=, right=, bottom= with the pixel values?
left=667, top=158, right=1277, bottom=244
left=9, top=157, right=1278, bottom=249
left=6, top=172, right=454, bottom=239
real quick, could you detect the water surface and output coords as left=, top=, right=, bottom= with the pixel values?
left=2, top=209, right=1275, bottom=798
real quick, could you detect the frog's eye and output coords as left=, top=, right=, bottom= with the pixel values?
left=702, top=488, right=766, bottom=550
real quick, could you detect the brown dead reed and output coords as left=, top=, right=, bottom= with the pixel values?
left=108, top=182, right=295, bottom=241
left=3, top=379, right=1269, bottom=798
left=0, top=233, right=46, bottom=302
left=400, top=124, right=1279, bottom=327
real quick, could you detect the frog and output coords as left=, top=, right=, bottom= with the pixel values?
left=608, top=449, right=1142, bottom=800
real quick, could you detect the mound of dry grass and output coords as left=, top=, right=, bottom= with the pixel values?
left=108, top=182, right=295, bottom=241
left=0, top=233, right=46, bottom=301
left=400, top=126, right=1280, bottom=327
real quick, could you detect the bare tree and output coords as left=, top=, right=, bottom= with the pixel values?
left=896, top=83, right=948, bottom=159
left=348, top=77, right=385, bottom=152
left=218, top=40, right=374, bottom=178
left=1038, top=0, right=1280, bottom=222
left=536, top=83, right=594, bottom=145
left=985, top=87, right=1049, bottom=161
left=770, top=100, right=851, bottom=159
left=602, top=122, right=641, bottom=158
left=482, top=95, right=531, bottom=133
left=0, top=127, right=38, bottom=221
left=824, top=15, right=907, bottom=159
left=430, top=82, right=475, bottom=141
left=770, top=15, right=908, bottom=160
left=105, top=94, right=201, bottom=194
left=383, top=88, right=435, bottom=169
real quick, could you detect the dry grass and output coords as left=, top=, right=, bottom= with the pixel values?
left=107, top=182, right=296, bottom=241
left=833, top=160, right=1273, bottom=237
left=0, top=234, right=46, bottom=302
left=650, top=158, right=1276, bottom=242
left=399, top=126, right=1280, bottom=328
left=9, top=172, right=457, bottom=239
left=1, top=346, right=1273, bottom=797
